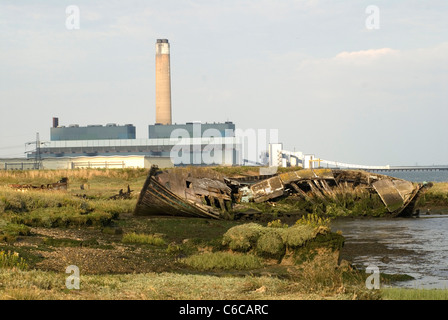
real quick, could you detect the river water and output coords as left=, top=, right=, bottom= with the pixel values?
left=330, top=170, right=448, bottom=289
left=369, top=170, right=448, bottom=183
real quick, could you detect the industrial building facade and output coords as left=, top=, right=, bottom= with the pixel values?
left=35, top=135, right=240, bottom=166
left=50, top=121, right=136, bottom=141
left=148, top=122, right=235, bottom=139
left=21, top=39, right=241, bottom=169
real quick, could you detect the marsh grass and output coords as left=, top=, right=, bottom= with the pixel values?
left=211, top=166, right=300, bottom=177
left=0, top=169, right=383, bottom=300
left=0, top=223, right=31, bottom=242
left=11, top=207, right=116, bottom=228
left=0, top=268, right=354, bottom=300
left=0, top=181, right=134, bottom=228
left=416, top=182, right=448, bottom=207
left=0, top=168, right=148, bottom=185
left=182, top=252, right=263, bottom=271
left=122, top=232, right=166, bottom=246
left=381, top=287, right=448, bottom=300
left=42, top=237, right=113, bottom=249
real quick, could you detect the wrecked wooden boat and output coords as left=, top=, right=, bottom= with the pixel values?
left=134, top=166, right=424, bottom=219
left=135, top=166, right=234, bottom=219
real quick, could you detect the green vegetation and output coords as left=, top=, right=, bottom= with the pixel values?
left=266, top=219, right=288, bottom=228
left=122, top=232, right=166, bottom=246
left=0, top=223, right=31, bottom=242
left=281, top=224, right=317, bottom=247
left=221, top=218, right=344, bottom=265
left=11, top=207, right=117, bottom=228
left=182, top=252, right=263, bottom=271
left=0, top=169, right=138, bottom=230
left=382, top=288, right=448, bottom=300
left=0, top=268, right=365, bottom=300
left=416, top=182, right=448, bottom=208
left=255, top=229, right=286, bottom=260
left=295, top=213, right=331, bottom=228
left=234, top=189, right=389, bottom=218
left=2, top=168, right=443, bottom=300
left=2, top=223, right=31, bottom=236
left=211, top=166, right=299, bottom=177
left=0, top=250, right=28, bottom=270
left=222, top=223, right=265, bottom=252
left=42, top=237, right=112, bottom=249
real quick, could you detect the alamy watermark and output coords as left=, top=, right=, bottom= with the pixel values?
left=365, top=5, right=380, bottom=30
left=65, top=265, right=80, bottom=290
left=66, top=5, right=80, bottom=30
left=365, top=265, right=380, bottom=289
left=169, top=124, right=279, bottom=168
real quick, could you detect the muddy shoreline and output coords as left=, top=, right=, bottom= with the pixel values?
left=331, top=212, right=448, bottom=288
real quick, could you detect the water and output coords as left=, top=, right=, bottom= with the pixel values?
left=331, top=214, right=448, bottom=289
left=372, top=170, right=448, bottom=183
left=327, top=170, right=448, bottom=289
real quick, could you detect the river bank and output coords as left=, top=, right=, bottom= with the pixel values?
left=0, top=168, right=447, bottom=300
left=0, top=169, right=375, bottom=300
left=331, top=213, right=448, bottom=289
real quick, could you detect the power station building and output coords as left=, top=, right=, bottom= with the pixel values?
left=50, top=119, right=136, bottom=141
left=25, top=39, right=241, bottom=169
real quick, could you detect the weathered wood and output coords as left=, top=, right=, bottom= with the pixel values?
left=307, top=180, right=325, bottom=199
left=320, top=179, right=337, bottom=199
left=135, top=166, right=423, bottom=219
left=290, top=182, right=313, bottom=201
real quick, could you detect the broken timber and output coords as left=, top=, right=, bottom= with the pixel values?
left=9, top=178, right=68, bottom=191
left=134, top=166, right=424, bottom=219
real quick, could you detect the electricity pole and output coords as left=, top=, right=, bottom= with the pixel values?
left=25, top=132, right=44, bottom=170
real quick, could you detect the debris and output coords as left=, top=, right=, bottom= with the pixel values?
left=134, top=166, right=423, bottom=220
left=9, top=178, right=68, bottom=191
left=255, top=286, right=266, bottom=293
left=109, top=185, right=133, bottom=200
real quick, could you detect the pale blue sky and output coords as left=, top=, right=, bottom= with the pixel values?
left=0, top=0, right=447, bottom=165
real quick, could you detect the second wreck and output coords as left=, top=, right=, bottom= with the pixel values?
left=134, top=165, right=424, bottom=220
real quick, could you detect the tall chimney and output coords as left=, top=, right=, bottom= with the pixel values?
left=155, top=39, right=172, bottom=125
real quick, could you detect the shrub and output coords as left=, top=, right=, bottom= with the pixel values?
left=0, top=250, right=28, bottom=270
left=280, top=224, right=316, bottom=248
left=255, top=230, right=285, bottom=260
left=221, top=223, right=265, bottom=252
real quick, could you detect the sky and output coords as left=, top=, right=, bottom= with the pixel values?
left=0, top=0, right=447, bottom=166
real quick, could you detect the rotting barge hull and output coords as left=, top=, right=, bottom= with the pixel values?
left=134, top=166, right=425, bottom=220
left=134, top=166, right=233, bottom=219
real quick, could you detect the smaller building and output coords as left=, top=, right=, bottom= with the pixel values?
left=0, top=156, right=173, bottom=170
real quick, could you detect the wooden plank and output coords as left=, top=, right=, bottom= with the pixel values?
left=372, top=179, right=404, bottom=212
